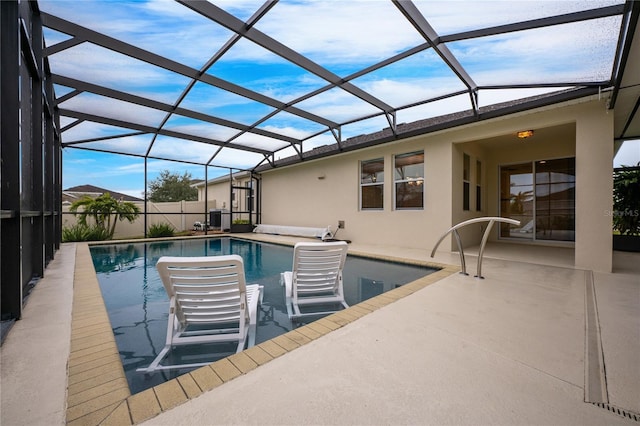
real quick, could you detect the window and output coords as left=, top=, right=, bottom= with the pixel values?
left=394, top=151, right=424, bottom=209
left=360, top=158, right=384, bottom=209
left=476, top=160, right=482, bottom=211
left=463, top=153, right=470, bottom=211
left=246, top=180, right=254, bottom=213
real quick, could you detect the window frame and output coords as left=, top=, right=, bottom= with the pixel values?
left=359, top=157, right=385, bottom=210
left=476, top=159, right=482, bottom=211
left=393, top=151, right=425, bottom=210
left=463, top=153, right=470, bottom=211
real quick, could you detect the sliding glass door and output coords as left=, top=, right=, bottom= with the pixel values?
left=500, top=158, right=575, bottom=242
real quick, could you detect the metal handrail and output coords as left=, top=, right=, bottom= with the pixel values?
left=431, top=217, right=520, bottom=279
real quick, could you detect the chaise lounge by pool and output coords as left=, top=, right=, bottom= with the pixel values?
left=89, top=236, right=440, bottom=394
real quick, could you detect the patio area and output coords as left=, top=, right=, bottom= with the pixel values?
left=1, top=236, right=638, bottom=425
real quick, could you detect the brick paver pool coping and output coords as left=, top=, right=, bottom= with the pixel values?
left=67, top=238, right=457, bottom=425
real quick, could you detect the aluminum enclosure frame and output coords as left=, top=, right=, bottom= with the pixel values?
left=42, top=1, right=638, bottom=170
left=1, top=0, right=62, bottom=324
left=2, top=0, right=639, bottom=326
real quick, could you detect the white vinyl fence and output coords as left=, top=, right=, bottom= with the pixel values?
left=62, top=200, right=218, bottom=239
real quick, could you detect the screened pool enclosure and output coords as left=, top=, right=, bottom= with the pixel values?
left=2, top=0, right=639, bottom=323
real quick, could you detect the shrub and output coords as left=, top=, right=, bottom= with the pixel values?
left=148, top=222, right=175, bottom=238
left=62, top=223, right=111, bottom=242
left=613, top=166, right=640, bottom=235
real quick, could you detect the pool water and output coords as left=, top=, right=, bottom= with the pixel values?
left=90, top=237, right=437, bottom=393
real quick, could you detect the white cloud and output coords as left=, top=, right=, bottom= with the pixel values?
left=250, top=1, right=424, bottom=65
left=48, top=0, right=625, bottom=176
left=49, top=45, right=188, bottom=101
left=300, top=133, right=341, bottom=152
left=449, top=16, right=620, bottom=85
left=68, top=134, right=152, bottom=157
left=41, top=0, right=233, bottom=67
left=179, top=83, right=264, bottom=113
left=142, top=0, right=204, bottom=19
left=209, top=148, right=266, bottom=170
left=62, top=121, right=149, bottom=143
left=60, top=93, right=168, bottom=127
left=355, top=76, right=467, bottom=108
left=614, top=140, right=640, bottom=167
left=295, top=88, right=381, bottom=122
left=163, top=116, right=240, bottom=141
left=232, top=133, right=289, bottom=151
left=148, top=137, right=219, bottom=163
left=477, top=87, right=571, bottom=107
left=59, top=116, right=77, bottom=127
left=415, top=1, right=623, bottom=35
left=397, top=93, right=472, bottom=123
left=261, top=125, right=313, bottom=140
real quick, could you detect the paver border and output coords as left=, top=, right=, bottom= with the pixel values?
left=67, top=237, right=457, bottom=425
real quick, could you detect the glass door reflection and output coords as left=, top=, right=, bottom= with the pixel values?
left=535, top=158, right=575, bottom=241
left=500, top=163, right=534, bottom=239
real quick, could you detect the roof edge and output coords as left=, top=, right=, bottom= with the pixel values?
left=256, top=87, right=602, bottom=173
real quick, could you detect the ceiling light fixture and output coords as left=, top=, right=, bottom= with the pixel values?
left=517, top=130, right=534, bottom=139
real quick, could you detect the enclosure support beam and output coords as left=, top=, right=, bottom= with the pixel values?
left=1, top=0, right=24, bottom=320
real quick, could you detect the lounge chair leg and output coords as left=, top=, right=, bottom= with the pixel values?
left=137, top=346, right=171, bottom=374
left=248, top=324, right=256, bottom=348
left=285, top=294, right=294, bottom=319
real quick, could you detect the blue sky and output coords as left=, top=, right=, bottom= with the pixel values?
left=39, top=0, right=638, bottom=197
left=614, top=140, right=640, bottom=168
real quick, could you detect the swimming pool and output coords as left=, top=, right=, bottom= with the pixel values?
left=90, top=237, right=437, bottom=393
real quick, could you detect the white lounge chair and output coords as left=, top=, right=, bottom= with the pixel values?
left=281, top=241, right=349, bottom=320
left=138, top=255, right=263, bottom=373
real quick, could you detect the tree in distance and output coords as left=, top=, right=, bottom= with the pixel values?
left=148, top=170, right=198, bottom=202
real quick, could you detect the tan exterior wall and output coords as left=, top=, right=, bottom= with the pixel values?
left=451, top=143, right=488, bottom=248
left=261, top=134, right=454, bottom=249
left=197, top=183, right=225, bottom=209
left=195, top=176, right=254, bottom=222
left=574, top=103, right=614, bottom=271
left=260, top=97, right=615, bottom=271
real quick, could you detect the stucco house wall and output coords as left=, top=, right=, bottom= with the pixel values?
left=260, top=134, right=454, bottom=251
left=196, top=175, right=254, bottom=210
left=195, top=180, right=226, bottom=210
left=260, top=96, right=614, bottom=272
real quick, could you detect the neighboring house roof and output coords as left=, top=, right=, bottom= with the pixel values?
left=62, top=185, right=144, bottom=203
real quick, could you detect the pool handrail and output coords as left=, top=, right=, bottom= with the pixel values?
left=430, top=217, right=520, bottom=278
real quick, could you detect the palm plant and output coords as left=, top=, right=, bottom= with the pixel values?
left=69, top=193, right=141, bottom=240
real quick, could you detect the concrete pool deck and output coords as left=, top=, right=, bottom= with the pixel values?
left=1, top=235, right=639, bottom=425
